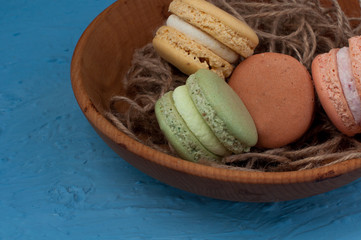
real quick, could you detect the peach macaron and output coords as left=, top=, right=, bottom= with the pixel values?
left=311, top=36, right=361, bottom=136
left=229, top=52, right=315, bottom=148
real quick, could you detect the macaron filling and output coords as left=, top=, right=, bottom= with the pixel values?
left=337, top=47, right=361, bottom=126
left=166, top=14, right=239, bottom=63
left=187, top=75, right=251, bottom=153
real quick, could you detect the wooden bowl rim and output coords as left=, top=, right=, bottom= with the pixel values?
left=71, top=0, right=361, bottom=186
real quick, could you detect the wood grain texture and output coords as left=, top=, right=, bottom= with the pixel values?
left=71, top=0, right=361, bottom=202
left=320, top=0, right=360, bottom=17
left=320, top=0, right=361, bottom=27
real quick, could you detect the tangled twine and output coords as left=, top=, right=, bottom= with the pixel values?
left=105, top=0, right=361, bottom=172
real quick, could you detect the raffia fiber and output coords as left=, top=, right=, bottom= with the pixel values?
left=105, top=0, right=361, bottom=172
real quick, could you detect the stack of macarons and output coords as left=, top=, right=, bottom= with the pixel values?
left=152, top=0, right=361, bottom=162
left=152, top=0, right=259, bottom=79
left=311, top=35, right=361, bottom=136
left=155, top=69, right=258, bottom=162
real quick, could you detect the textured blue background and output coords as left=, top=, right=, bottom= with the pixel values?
left=1, top=0, right=361, bottom=239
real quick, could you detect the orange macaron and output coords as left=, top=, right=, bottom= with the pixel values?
left=311, top=36, right=361, bottom=136
left=229, top=52, right=315, bottom=148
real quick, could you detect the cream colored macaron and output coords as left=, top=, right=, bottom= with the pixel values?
left=152, top=0, right=259, bottom=79
left=166, top=14, right=239, bottom=63
left=153, top=26, right=233, bottom=79
left=169, top=0, right=259, bottom=58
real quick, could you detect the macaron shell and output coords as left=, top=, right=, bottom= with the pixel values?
left=152, top=26, right=233, bottom=78
left=229, top=53, right=315, bottom=148
left=172, top=85, right=231, bottom=156
left=155, top=91, right=220, bottom=162
left=312, top=49, right=361, bottom=136
left=349, top=36, right=361, bottom=101
left=169, top=0, right=258, bottom=58
left=166, top=14, right=239, bottom=63
left=187, top=69, right=258, bottom=152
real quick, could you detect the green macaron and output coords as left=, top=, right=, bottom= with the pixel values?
left=155, top=69, right=258, bottom=162
left=173, top=85, right=231, bottom=156
left=186, top=69, right=258, bottom=153
left=155, top=91, right=220, bottom=162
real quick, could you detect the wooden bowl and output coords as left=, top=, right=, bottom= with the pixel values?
left=71, top=0, right=361, bottom=202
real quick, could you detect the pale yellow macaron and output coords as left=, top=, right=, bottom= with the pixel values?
left=152, top=0, right=259, bottom=79
left=153, top=25, right=234, bottom=79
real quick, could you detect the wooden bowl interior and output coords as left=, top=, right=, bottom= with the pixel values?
left=77, top=0, right=172, bottom=113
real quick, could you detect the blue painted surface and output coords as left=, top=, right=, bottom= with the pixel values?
left=1, top=0, right=361, bottom=239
